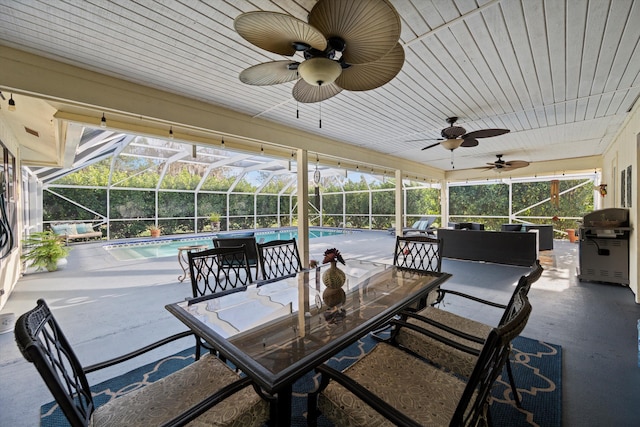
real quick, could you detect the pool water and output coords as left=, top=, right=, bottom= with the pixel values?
left=104, top=228, right=344, bottom=261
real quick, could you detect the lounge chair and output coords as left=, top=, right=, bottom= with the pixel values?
left=388, top=216, right=437, bottom=236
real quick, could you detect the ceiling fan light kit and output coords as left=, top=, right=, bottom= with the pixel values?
left=298, top=57, right=342, bottom=86
left=234, top=0, right=404, bottom=104
left=441, top=139, right=464, bottom=150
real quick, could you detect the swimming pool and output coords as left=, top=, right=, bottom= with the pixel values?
left=103, top=228, right=345, bottom=261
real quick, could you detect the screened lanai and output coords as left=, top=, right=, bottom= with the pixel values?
left=24, top=125, right=598, bottom=242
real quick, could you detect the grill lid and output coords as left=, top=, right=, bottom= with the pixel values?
left=582, top=208, right=629, bottom=228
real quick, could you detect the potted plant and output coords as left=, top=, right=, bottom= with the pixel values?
left=22, top=231, right=70, bottom=272
left=209, top=212, right=221, bottom=231
left=148, top=225, right=161, bottom=238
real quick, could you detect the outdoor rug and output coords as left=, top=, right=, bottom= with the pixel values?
left=40, top=334, right=561, bottom=427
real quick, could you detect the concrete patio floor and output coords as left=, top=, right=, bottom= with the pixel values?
left=1, top=231, right=639, bottom=426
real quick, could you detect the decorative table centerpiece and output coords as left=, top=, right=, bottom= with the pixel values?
left=321, top=248, right=347, bottom=323
left=322, top=247, right=346, bottom=289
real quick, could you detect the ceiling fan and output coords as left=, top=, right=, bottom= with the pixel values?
left=412, top=117, right=511, bottom=151
left=479, top=154, right=530, bottom=172
left=233, top=0, right=405, bottom=104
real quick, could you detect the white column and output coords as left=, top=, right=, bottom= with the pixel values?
left=440, top=180, right=448, bottom=227
left=395, top=170, right=403, bottom=237
left=297, top=149, right=309, bottom=268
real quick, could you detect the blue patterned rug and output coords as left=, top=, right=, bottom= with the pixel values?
left=40, top=334, right=561, bottom=426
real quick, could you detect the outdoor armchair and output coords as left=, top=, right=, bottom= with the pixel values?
left=188, top=245, right=253, bottom=359
left=308, top=291, right=532, bottom=427
left=212, top=235, right=260, bottom=278
left=14, top=299, right=269, bottom=427
left=391, top=260, right=543, bottom=407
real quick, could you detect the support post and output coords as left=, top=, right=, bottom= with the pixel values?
left=395, top=170, right=403, bottom=237
left=297, top=149, right=309, bottom=268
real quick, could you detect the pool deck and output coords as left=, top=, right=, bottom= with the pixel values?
left=1, top=232, right=639, bottom=426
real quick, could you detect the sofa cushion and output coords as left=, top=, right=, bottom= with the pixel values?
left=51, top=224, right=74, bottom=235
left=76, top=223, right=92, bottom=233
left=50, top=224, right=68, bottom=235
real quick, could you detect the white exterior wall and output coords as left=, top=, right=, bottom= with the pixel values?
left=602, top=102, right=640, bottom=303
left=0, top=118, right=24, bottom=311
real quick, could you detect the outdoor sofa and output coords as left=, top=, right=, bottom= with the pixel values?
left=501, top=223, right=554, bottom=250
left=438, top=228, right=537, bottom=267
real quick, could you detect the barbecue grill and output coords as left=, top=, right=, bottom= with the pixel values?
left=577, top=208, right=631, bottom=285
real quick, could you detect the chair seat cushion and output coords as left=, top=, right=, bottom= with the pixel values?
left=91, top=354, right=269, bottom=427
left=318, top=343, right=474, bottom=427
left=395, top=307, right=493, bottom=378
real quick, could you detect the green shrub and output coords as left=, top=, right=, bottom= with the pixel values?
left=22, top=231, right=70, bottom=272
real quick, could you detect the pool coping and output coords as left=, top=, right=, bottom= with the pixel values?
left=102, top=226, right=357, bottom=250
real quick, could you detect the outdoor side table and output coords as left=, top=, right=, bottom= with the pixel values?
left=177, top=245, right=208, bottom=282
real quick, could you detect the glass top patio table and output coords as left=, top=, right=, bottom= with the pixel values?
left=166, top=259, right=451, bottom=426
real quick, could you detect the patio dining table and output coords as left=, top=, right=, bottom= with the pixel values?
left=166, top=259, right=451, bottom=426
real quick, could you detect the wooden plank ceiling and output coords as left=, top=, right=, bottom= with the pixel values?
left=0, top=0, right=638, bottom=172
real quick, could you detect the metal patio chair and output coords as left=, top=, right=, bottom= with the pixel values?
left=308, top=290, right=532, bottom=427
left=15, top=299, right=269, bottom=427
left=392, top=260, right=543, bottom=407
left=188, top=245, right=253, bottom=296
left=212, top=235, right=260, bottom=278
left=256, top=238, right=303, bottom=281
left=188, top=246, right=253, bottom=359
left=394, top=235, right=443, bottom=308
left=394, top=235, right=443, bottom=272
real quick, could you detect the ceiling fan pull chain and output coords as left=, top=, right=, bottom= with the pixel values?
left=296, top=100, right=299, bottom=119
left=319, top=101, right=322, bottom=128
left=451, top=150, right=455, bottom=169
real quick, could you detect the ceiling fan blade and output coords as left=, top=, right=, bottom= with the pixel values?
left=406, top=138, right=443, bottom=142
left=292, top=79, right=342, bottom=103
left=239, top=61, right=300, bottom=85
left=309, top=0, right=401, bottom=64
left=460, top=138, right=479, bottom=147
left=504, top=160, right=530, bottom=169
left=421, top=142, right=441, bottom=150
left=462, top=128, right=510, bottom=139
left=336, top=43, right=404, bottom=91
left=234, top=12, right=327, bottom=56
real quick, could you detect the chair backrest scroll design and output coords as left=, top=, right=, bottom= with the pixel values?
left=256, top=238, right=303, bottom=280
left=188, top=246, right=253, bottom=297
left=393, top=236, right=443, bottom=273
